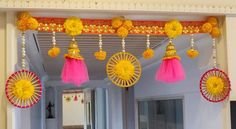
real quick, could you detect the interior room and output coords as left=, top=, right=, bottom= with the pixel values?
left=1, top=1, right=236, bottom=129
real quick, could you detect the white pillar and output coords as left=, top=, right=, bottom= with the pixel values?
left=0, top=11, right=7, bottom=129
left=224, top=16, right=236, bottom=129
left=6, top=12, right=18, bottom=129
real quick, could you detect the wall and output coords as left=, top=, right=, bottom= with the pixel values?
left=0, top=12, right=7, bottom=129
left=62, top=93, right=85, bottom=126
left=134, top=36, right=225, bottom=129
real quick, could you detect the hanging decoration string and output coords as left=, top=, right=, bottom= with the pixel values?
left=212, top=38, right=217, bottom=68
left=121, top=38, right=126, bottom=52
left=94, top=34, right=106, bottom=60
left=186, top=34, right=199, bottom=59
left=48, top=31, right=60, bottom=58
left=142, top=34, right=154, bottom=59
left=21, top=32, right=26, bottom=69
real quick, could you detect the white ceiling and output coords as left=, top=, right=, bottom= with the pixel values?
left=36, top=32, right=166, bottom=80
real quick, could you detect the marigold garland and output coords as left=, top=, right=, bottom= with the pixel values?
left=164, top=20, right=183, bottom=38
left=206, top=76, right=224, bottom=96
left=48, top=47, right=60, bottom=58
left=201, top=17, right=221, bottom=38
left=13, top=79, right=35, bottom=100
left=94, top=51, right=107, bottom=60
left=211, top=27, right=221, bottom=38
left=17, top=12, right=39, bottom=31
left=117, top=26, right=129, bottom=38
left=64, top=17, right=83, bottom=36
left=186, top=49, right=199, bottom=59
left=17, top=12, right=31, bottom=20
left=111, top=17, right=133, bottom=38
left=142, top=48, right=154, bottom=59
left=207, top=17, right=218, bottom=27
left=112, top=17, right=123, bottom=29
left=114, top=60, right=135, bottom=81
left=201, top=23, right=212, bottom=33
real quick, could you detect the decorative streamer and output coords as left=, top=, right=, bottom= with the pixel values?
left=199, top=38, right=231, bottom=103
left=61, top=17, right=89, bottom=86
left=186, top=34, right=199, bottom=59
left=142, top=34, right=154, bottom=59
left=106, top=37, right=142, bottom=87
left=94, top=34, right=106, bottom=60
left=155, top=20, right=186, bottom=83
left=48, top=31, right=60, bottom=57
left=5, top=32, right=42, bottom=108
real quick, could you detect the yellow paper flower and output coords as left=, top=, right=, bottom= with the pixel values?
left=94, top=50, right=107, bottom=60
left=206, top=76, right=224, bottom=95
left=201, top=22, right=213, bottom=33
left=13, top=79, right=35, bottom=100
left=186, top=49, right=199, bottom=59
left=17, top=12, right=31, bottom=20
left=64, top=17, right=83, bottom=36
left=123, top=20, right=133, bottom=30
left=48, top=47, right=61, bottom=57
left=112, top=17, right=123, bottom=29
left=211, top=27, right=221, bottom=38
left=27, top=17, right=39, bottom=30
left=142, top=48, right=154, bottom=59
left=17, top=18, right=29, bottom=31
left=164, top=20, right=183, bottom=38
left=114, top=60, right=135, bottom=80
left=207, top=17, right=218, bottom=27
left=117, top=26, right=129, bottom=38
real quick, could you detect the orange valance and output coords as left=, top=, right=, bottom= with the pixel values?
left=35, top=17, right=204, bottom=35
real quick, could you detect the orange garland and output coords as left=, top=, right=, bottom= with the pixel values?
left=35, top=17, right=204, bottom=35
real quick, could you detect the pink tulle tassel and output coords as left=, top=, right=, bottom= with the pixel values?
left=61, top=58, right=89, bottom=86
left=155, top=58, right=185, bottom=83
left=61, top=38, right=89, bottom=86
left=155, top=41, right=185, bottom=83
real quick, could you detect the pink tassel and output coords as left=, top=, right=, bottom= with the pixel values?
left=61, top=38, right=89, bottom=86
left=155, top=40, right=185, bottom=83
left=61, top=58, right=89, bottom=86
left=155, top=58, right=185, bottom=83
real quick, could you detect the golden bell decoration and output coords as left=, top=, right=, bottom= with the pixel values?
left=65, top=39, right=84, bottom=60
left=163, top=41, right=180, bottom=60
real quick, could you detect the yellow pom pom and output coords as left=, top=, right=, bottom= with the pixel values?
left=112, top=17, right=123, bottom=29
left=207, top=17, right=218, bottom=27
left=48, top=47, right=60, bottom=57
left=201, top=22, right=213, bottom=33
left=211, top=27, right=221, bottom=38
left=186, top=49, right=199, bottom=59
left=123, top=20, right=133, bottom=30
left=27, top=17, right=39, bottom=30
left=17, top=18, right=29, bottom=31
left=142, top=48, right=154, bottom=59
left=114, top=60, right=135, bottom=81
left=164, top=20, right=183, bottom=38
left=13, top=79, right=35, bottom=100
left=206, top=76, right=224, bottom=95
left=64, top=17, right=84, bottom=36
left=17, top=12, right=31, bottom=20
left=94, top=50, right=107, bottom=60
left=117, top=26, right=129, bottom=38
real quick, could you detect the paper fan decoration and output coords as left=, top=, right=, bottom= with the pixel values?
left=107, top=18, right=141, bottom=88
left=5, top=70, right=42, bottom=108
left=200, top=68, right=230, bottom=102
left=5, top=13, right=42, bottom=108
left=106, top=52, right=142, bottom=87
left=199, top=38, right=231, bottom=103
